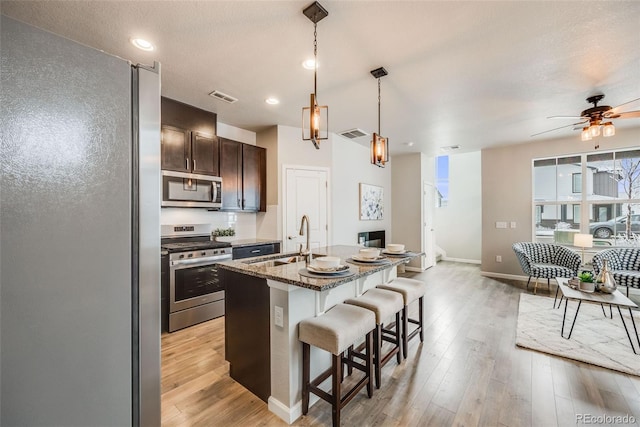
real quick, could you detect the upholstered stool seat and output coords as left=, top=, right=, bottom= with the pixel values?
left=344, top=288, right=404, bottom=388
left=377, top=277, right=427, bottom=358
left=299, top=304, right=376, bottom=427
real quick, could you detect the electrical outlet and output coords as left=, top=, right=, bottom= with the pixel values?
left=496, top=221, right=507, bottom=229
left=274, top=306, right=284, bottom=327
left=510, top=221, right=516, bottom=228
left=496, top=255, right=502, bottom=262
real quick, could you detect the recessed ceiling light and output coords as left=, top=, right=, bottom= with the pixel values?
left=403, top=142, right=414, bottom=147
left=265, top=97, right=279, bottom=105
left=130, top=38, right=154, bottom=51
left=302, top=59, right=316, bottom=70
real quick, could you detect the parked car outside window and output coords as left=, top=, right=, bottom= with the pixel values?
left=589, top=214, right=640, bottom=239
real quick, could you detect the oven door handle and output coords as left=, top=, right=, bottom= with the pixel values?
left=171, top=255, right=231, bottom=268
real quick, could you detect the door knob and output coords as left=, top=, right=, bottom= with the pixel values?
left=288, top=236, right=297, bottom=240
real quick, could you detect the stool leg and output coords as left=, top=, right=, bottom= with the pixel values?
left=419, top=296, right=424, bottom=342
left=347, top=345, right=354, bottom=377
left=302, top=342, right=310, bottom=415
left=395, top=312, right=402, bottom=364
left=402, top=305, right=409, bottom=359
left=365, top=330, right=373, bottom=398
left=374, top=324, right=382, bottom=389
left=332, top=353, right=342, bottom=427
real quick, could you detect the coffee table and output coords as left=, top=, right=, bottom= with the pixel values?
left=555, top=277, right=640, bottom=354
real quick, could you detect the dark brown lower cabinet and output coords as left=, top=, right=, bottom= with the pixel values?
left=223, top=269, right=270, bottom=402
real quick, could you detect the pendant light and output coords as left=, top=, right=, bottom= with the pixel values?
left=370, top=67, right=389, bottom=167
left=301, top=2, right=329, bottom=149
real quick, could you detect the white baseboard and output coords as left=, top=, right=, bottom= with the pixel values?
left=269, top=397, right=299, bottom=424
left=405, top=266, right=424, bottom=272
left=441, top=257, right=481, bottom=265
left=480, top=271, right=529, bottom=282
left=268, top=395, right=320, bottom=424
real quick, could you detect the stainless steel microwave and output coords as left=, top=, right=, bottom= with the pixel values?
left=161, top=170, right=222, bottom=209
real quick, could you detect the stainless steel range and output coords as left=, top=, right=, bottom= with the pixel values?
left=161, top=224, right=232, bottom=332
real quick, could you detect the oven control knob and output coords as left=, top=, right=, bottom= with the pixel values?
left=179, top=254, right=184, bottom=259
left=201, top=251, right=206, bottom=256
left=214, top=250, right=218, bottom=254
left=188, top=253, right=193, bottom=258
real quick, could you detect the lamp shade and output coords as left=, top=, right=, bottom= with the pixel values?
left=574, top=233, right=593, bottom=248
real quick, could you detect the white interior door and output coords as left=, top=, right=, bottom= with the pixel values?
left=423, top=182, right=436, bottom=269
left=284, top=167, right=328, bottom=253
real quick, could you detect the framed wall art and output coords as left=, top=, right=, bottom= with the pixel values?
left=359, top=183, right=383, bottom=220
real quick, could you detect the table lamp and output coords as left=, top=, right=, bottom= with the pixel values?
left=573, top=233, right=593, bottom=266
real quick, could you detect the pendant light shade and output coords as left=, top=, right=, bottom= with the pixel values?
left=301, top=2, right=329, bottom=149
left=370, top=67, right=389, bottom=167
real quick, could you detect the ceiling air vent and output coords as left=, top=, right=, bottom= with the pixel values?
left=339, top=128, right=369, bottom=139
left=441, top=145, right=460, bottom=152
left=209, top=90, right=238, bottom=104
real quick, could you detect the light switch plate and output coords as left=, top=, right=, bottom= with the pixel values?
left=510, top=221, right=516, bottom=228
left=274, top=306, right=284, bottom=327
left=496, top=221, right=507, bottom=229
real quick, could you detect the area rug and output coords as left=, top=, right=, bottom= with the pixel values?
left=516, top=293, right=640, bottom=376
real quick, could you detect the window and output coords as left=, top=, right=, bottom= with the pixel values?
left=436, top=155, right=449, bottom=208
left=572, top=173, right=582, bottom=193
left=533, top=149, right=640, bottom=248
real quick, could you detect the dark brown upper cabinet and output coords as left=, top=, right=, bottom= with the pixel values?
left=161, top=97, right=219, bottom=176
left=219, top=138, right=266, bottom=212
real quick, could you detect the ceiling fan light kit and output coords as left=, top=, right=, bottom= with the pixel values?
left=301, top=1, right=329, bottom=149
left=534, top=94, right=638, bottom=146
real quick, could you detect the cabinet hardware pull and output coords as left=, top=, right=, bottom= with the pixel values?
left=193, top=159, right=196, bottom=171
left=186, top=158, right=189, bottom=170
left=251, top=250, right=260, bottom=253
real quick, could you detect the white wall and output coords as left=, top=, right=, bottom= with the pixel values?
left=434, top=151, right=482, bottom=263
left=331, top=135, right=392, bottom=245
left=391, top=153, right=426, bottom=269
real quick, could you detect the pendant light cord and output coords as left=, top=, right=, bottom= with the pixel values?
left=313, top=22, right=318, bottom=100
left=378, top=78, right=381, bottom=134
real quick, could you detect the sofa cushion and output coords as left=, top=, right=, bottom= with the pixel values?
left=531, top=263, right=575, bottom=279
left=611, top=270, right=640, bottom=289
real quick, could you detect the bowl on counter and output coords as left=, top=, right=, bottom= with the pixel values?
left=359, top=248, right=381, bottom=259
left=313, top=256, right=341, bottom=269
left=386, top=244, right=405, bottom=253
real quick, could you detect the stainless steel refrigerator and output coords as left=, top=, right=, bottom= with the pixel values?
left=1, top=16, right=161, bottom=426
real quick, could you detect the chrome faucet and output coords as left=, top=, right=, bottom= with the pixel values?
left=299, top=215, right=311, bottom=264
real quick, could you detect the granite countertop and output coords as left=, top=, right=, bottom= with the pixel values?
left=230, top=239, right=282, bottom=248
left=218, top=244, right=424, bottom=292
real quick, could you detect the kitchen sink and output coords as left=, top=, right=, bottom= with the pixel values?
left=245, top=254, right=319, bottom=267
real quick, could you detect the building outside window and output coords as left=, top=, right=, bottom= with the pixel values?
left=533, top=149, right=640, bottom=248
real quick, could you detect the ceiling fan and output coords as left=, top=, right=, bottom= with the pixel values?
left=532, top=94, right=640, bottom=142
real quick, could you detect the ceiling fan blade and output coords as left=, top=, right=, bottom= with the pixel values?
left=531, top=120, right=588, bottom=137
left=610, top=97, right=640, bottom=113
left=547, top=115, right=587, bottom=120
left=614, top=110, right=640, bottom=119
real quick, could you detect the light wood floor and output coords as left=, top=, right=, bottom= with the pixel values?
left=161, top=261, right=640, bottom=426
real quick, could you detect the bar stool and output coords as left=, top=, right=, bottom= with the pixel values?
left=378, top=277, right=426, bottom=358
left=299, top=304, right=376, bottom=427
left=344, top=288, right=404, bottom=388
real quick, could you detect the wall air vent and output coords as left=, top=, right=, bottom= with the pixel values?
left=339, top=128, right=369, bottom=139
left=208, top=90, right=238, bottom=104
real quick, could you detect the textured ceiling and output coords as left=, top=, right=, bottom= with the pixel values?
left=2, top=1, right=639, bottom=156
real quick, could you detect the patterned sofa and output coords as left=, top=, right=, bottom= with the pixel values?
left=512, top=242, right=581, bottom=293
left=592, top=248, right=640, bottom=297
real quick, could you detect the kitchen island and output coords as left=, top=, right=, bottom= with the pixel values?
left=218, top=245, right=423, bottom=424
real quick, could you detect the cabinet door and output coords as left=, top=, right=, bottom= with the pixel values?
left=242, top=144, right=266, bottom=212
left=191, top=132, right=219, bottom=176
left=219, top=138, right=242, bottom=210
left=161, top=125, right=190, bottom=172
